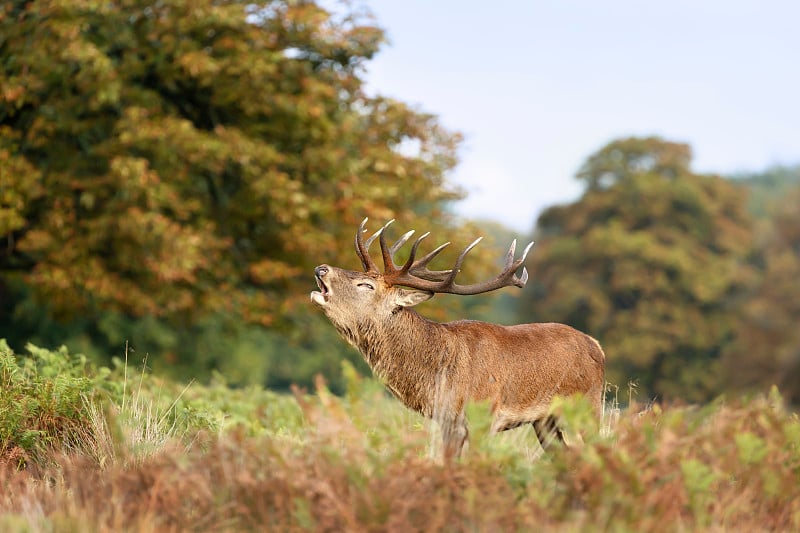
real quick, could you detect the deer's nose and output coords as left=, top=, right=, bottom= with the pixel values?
left=315, top=265, right=329, bottom=278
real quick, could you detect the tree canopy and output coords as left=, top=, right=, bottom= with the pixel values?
left=521, top=137, right=756, bottom=402
left=0, top=0, right=466, bottom=328
left=723, top=187, right=800, bottom=404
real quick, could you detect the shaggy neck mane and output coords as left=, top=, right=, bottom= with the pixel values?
left=338, top=307, right=453, bottom=416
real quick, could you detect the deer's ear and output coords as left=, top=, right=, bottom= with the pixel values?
left=393, top=288, right=434, bottom=308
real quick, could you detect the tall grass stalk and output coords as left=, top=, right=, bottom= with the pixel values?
left=601, top=381, right=622, bottom=437
left=84, top=347, right=196, bottom=467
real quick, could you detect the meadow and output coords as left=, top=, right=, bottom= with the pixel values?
left=1, top=340, right=798, bottom=532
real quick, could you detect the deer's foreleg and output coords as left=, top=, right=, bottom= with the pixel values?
left=441, top=411, right=468, bottom=461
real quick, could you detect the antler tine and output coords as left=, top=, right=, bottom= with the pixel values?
left=406, top=237, right=454, bottom=282
left=390, top=230, right=416, bottom=259
left=409, top=239, right=450, bottom=268
left=513, top=242, right=534, bottom=287
left=519, top=266, right=529, bottom=286
left=355, top=218, right=380, bottom=273
left=520, top=241, right=534, bottom=263
left=442, top=237, right=483, bottom=285
left=504, top=239, right=517, bottom=268
left=491, top=239, right=534, bottom=288
left=366, top=219, right=394, bottom=249
left=398, top=231, right=426, bottom=272
left=394, top=232, right=451, bottom=281
left=377, top=219, right=398, bottom=273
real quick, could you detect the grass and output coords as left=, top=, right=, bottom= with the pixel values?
left=0, top=341, right=799, bottom=531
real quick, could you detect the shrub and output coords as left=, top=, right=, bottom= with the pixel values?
left=0, top=340, right=96, bottom=468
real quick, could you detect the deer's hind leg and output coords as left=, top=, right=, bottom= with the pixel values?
left=532, top=415, right=565, bottom=451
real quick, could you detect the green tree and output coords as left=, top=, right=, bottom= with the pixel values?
left=0, top=0, right=465, bottom=327
left=723, top=188, right=800, bottom=404
left=520, top=137, right=756, bottom=402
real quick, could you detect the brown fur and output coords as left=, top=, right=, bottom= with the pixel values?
left=311, top=265, right=605, bottom=460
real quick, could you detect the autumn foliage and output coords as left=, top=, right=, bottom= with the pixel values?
left=0, top=0, right=463, bottom=326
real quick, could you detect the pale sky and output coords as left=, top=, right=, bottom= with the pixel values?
left=361, top=1, right=800, bottom=232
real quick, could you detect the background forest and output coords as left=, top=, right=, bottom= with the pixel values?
left=2, top=0, right=799, bottom=406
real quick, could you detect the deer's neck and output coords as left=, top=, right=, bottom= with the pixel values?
left=352, top=308, right=457, bottom=417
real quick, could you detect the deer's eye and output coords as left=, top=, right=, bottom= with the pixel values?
left=357, top=282, right=375, bottom=290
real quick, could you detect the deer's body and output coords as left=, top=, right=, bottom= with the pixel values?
left=312, top=219, right=606, bottom=459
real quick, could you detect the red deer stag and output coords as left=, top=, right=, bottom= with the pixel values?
left=310, top=219, right=605, bottom=459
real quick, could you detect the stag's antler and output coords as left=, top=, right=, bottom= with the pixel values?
left=354, top=218, right=533, bottom=295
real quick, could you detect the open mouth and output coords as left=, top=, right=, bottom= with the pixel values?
left=316, top=275, right=330, bottom=298
left=310, top=274, right=331, bottom=304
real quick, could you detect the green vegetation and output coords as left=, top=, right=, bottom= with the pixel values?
left=0, top=339, right=97, bottom=468
left=1, top=342, right=798, bottom=531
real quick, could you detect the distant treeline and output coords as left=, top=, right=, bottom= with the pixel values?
left=521, top=139, right=800, bottom=404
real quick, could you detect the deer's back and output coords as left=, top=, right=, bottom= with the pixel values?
left=445, top=321, right=605, bottom=418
